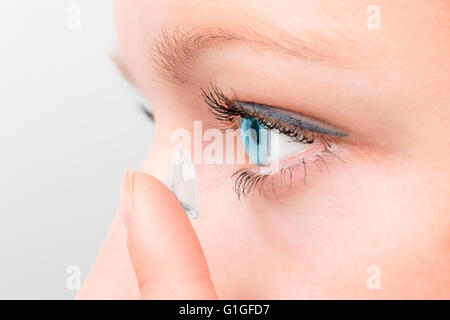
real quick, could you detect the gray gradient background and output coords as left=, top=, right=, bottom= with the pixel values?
left=0, top=1, right=154, bottom=299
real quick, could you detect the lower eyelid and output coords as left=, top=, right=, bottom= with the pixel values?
left=233, top=139, right=346, bottom=199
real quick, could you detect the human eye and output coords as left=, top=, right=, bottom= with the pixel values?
left=201, top=84, right=349, bottom=199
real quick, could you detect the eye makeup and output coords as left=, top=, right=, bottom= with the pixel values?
left=202, top=85, right=348, bottom=142
left=236, top=101, right=348, bottom=138
left=201, top=84, right=348, bottom=199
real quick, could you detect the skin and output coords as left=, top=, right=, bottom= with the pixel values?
left=78, top=0, right=450, bottom=299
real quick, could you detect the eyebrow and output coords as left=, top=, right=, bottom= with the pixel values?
left=147, top=24, right=366, bottom=85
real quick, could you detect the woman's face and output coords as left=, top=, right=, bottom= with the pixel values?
left=114, top=0, right=450, bottom=298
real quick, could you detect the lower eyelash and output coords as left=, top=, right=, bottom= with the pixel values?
left=232, top=168, right=270, bottom=200
left=232, top=139, right=344, bottom=199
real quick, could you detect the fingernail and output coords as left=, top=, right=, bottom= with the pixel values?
left=121, top=167, right=134, bottom=229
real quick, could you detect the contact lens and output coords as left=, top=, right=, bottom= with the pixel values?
left=240, top=118, right=271, bottom=165
left=167, top=149, right=200, bottom=219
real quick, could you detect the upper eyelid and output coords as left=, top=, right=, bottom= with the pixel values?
left=235, top=101, right=348, bottom=137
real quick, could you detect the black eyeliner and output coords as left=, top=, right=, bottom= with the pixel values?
left=235, top=101, right=348, bottom=138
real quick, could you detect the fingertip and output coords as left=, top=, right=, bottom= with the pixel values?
left=131, top=171, right=187, bottom=223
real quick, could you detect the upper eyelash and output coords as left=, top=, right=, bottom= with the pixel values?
left=201, top=85, right=316, bottom=144
left=139, top=103, right=155, bottom=122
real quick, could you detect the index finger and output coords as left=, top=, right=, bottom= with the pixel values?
left=121, top=170, right=217, bottom=300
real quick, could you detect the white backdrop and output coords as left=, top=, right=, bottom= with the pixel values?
left=0, top=0, right=154, bottom=299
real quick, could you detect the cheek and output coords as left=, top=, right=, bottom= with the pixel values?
left=261, top=159, right=450, bottom=298
left=192, top=164, right=288, bottom=298
left=192, top=154, right=450, bottom=298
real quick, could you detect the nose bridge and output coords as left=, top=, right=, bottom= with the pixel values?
left=140, top=114, right=198, bottom=184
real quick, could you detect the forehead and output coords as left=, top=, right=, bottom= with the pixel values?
left=115, top=0, right=449, bottom=65
left=116, top=0, right=447, bottom=34
left=115, top=0, right=449, bottom=89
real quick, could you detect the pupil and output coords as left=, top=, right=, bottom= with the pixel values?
left=250, top=120, right=261, bottom=145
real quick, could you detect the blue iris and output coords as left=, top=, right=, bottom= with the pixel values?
left=240, top=118, right=271, bottom=165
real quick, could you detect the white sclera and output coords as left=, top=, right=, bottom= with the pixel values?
left=167, top=149, right=200, bottom=219
left=270, top=130, right=315, bottom=163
